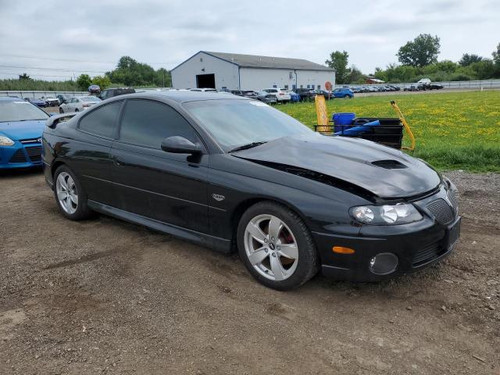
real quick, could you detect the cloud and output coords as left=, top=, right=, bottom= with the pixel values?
left=0, top=0, right=498, bottom=79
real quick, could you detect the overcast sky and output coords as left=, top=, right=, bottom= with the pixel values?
left=0, top=0, right=498, bottom=80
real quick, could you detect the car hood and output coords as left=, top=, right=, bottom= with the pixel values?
left=234, top=133, right=441, bottom=198
left=0, top=120, right=46, bottom=141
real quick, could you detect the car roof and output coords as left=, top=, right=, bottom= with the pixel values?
left=107, top=91, right=249, bottom=104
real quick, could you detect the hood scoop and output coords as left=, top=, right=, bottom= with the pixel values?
left=371, top=159, right=407, bottom=169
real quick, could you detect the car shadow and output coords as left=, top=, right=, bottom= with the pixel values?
left=0, top=167, right=44, bottom=179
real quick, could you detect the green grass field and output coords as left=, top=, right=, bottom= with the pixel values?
left=277, top=91, right=500, bottom=172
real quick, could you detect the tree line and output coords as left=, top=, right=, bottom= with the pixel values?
left=0, top=56, right=172, bottom=91
left=326, top=34, right=500, bottom=84
left=2, top=36, right=500, bottom=91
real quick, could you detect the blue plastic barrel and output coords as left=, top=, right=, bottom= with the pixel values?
left=332, top=113, right=356, bottom=132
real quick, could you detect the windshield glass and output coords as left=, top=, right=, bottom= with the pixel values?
left=0, top=100, right=49, bottom=122
left=184, top=99, right=311, bottom=151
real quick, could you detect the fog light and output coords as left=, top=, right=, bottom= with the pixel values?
left=369, top=253, right=398, bottom=275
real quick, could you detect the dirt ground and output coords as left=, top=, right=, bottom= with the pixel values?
left=0, top=169, right=498, bottom=375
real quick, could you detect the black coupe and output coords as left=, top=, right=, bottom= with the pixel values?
left=42, top=92, right=461, bottom=290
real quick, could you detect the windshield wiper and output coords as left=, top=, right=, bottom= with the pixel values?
left=228, top=141, right=267, bottom=153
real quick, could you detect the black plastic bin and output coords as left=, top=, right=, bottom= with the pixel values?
left=314, top=117, right=404, bottom=149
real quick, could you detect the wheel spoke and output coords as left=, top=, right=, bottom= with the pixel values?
left=268, top=216, right=282, bottom=240
left=247, top=222, right=267, bottom=244
left=69, top=193, right=78, bottom=205
left=56, top=172, right=79, bottom=214
left=63, top=196, right=71, bottom=211
left=279, top=243, right=298, bottom=260
left=270, top=255, right=286, bottom=281
left=57, top=174, right=68, bottom=190
left=67, top=178, right=75, bottom=191
left=248, top=247, right=269, bottom=266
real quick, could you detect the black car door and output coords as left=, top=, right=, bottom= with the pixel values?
left=109, top=99, right=210, bottom=234
left=71, top=100, right=123, bottom=207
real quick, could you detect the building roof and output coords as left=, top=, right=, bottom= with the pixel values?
left=172, top=51, right=334, bottom=72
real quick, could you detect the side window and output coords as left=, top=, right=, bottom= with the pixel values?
left=119, top=100, right=198, bottom=148
left=78, top=101, right=122, bottom=138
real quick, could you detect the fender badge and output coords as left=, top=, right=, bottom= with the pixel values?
left=212, top=193, right=225, bottom=202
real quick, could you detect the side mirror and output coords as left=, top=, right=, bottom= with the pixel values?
left=161, top=136, right=202, bottom=155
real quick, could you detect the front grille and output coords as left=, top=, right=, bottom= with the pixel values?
left=427, top=198, right=454, bottom=225
left=413, top=241, right=444, bottom=267
left=9, top=149, right=27, bottom=163
left=20, top=138, right=40, bottom=144
left=25, top=146, right=42, bottom=162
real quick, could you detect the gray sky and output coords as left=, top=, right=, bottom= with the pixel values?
left=0, top=0, right=498, bottom=80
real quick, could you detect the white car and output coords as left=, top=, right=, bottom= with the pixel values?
left=417, top=78, right=431, bottom=85
left=59, top=96, right=102, bottom=113
left=43, top=97, right=59, bottom=106
left=262, top=88, right=291, bottom=103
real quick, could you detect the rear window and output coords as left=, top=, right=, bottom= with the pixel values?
left=78, top=101, right=122, bottom=138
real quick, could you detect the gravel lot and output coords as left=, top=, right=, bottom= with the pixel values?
left=1, top=169, right=498, bottom=374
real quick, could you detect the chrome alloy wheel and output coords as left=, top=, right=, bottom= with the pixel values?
left=56, top=172, right=78, bottom=214
left=243, top=214, right=299, bottom=281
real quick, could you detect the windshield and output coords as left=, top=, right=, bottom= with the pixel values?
left=0, top=100, right=49, bottom=122
left=184, top=99, right=312, bottom=151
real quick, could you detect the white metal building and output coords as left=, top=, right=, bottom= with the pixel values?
left=171, top=51, right=335, bottom=91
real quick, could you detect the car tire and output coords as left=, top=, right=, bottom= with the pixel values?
left=59, top=107, right=64, bottom=113
left=53, top=165, right=93, bottom=221
left=75, top=108, right=79, bottom=112
left=237, top=201, right=319, bottom=290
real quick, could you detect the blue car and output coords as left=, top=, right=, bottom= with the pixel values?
left=0, top=97, right=49, bottom=169
left=332, top=88, right=354, bottom=99
left=24, top=97, right=48, bottom=107
left=288, top=91, right=301, bottom=102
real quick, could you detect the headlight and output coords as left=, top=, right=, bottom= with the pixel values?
left=0, top=136, right=15, bottom=146
left=350, top=203, right=422, bottom=225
